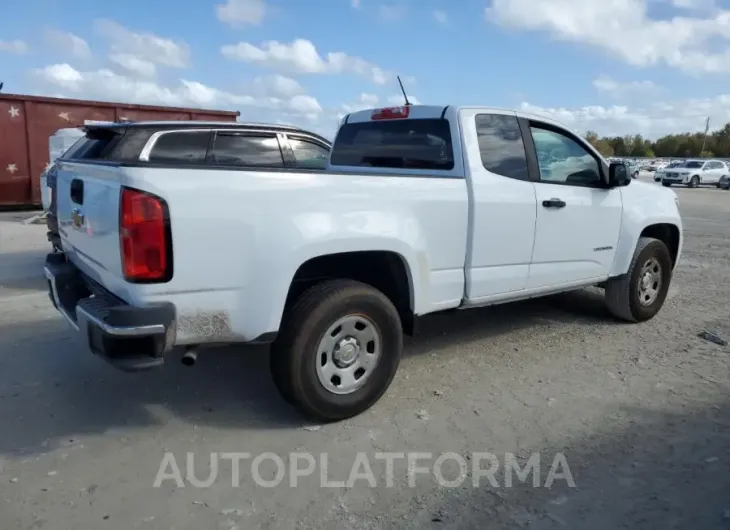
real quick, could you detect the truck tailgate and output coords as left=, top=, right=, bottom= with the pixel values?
left=55, top=161, right=126, bottom=288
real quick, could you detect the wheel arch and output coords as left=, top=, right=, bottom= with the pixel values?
left=283, top=250, right=417, bottom=335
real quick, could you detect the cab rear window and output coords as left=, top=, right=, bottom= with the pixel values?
left=330, top=118, right=454, bottom=170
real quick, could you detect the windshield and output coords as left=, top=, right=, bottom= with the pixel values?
left=330, top=118, right=454, bottom=170
left=684, top=161, right=703, bottom=168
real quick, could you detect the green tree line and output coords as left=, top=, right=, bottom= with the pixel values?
left=584, top=122, right=730, bottom=159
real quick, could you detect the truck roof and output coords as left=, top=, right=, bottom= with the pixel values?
left=342, top=104, right=573, bottom=132
left=90, top=120, right=303, bottom=130
left=83, top=120, right=332, bottom=146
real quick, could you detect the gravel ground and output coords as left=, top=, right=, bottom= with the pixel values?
left=1, top=175, right=729, bottom=529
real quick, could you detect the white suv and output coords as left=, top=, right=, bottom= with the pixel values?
left=662, top=159, right=728, bottom=188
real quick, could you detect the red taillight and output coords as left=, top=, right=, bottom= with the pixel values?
left=371, top=106, right=410, bottom=120
left=120, top=187, right=170, bottom=282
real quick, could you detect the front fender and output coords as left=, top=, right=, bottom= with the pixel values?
left=610, top=182, right=682, bottom=276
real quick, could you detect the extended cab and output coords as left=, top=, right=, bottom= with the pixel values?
left=44, top=106, right=683, bottom=422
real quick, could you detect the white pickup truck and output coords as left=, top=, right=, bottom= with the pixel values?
left=45, top=106, right=683, bottom=422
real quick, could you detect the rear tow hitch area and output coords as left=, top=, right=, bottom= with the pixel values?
left=44, top=252, right=176, bottom=372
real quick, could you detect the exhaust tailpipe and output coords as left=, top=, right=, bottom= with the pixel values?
left=181, top=349, right=198, bottom=366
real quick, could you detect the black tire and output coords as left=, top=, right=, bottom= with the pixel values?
left=604, top=237, right=673, bottom=322
left=688, top=175, right=700, bottom=188
left=270, top=279, right=403, bottom=422
left=662, top=182, right=671, bottom=187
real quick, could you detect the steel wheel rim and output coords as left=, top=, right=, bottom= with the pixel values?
left=638, top=257, right=662, bottom=306
left=315, top=314, right=382, bottom=395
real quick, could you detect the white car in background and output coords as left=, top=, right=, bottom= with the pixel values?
left=40, top=127, right=86, bottom=211
left=654, top=161, right=684, bottom=182
left=661, top=159, right=728, bottom=188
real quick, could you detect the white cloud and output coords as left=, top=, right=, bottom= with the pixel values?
left=109, top=53, right=156, bottom=77
left=33, top=63, right=323, bottom=124
left=487, top=0, right=730, bottom=74
left=94, top=19, right=190, bottom=69
left=592, top=75, right=660, bottom=97
left=520, top=92, right=730, bottom=138
left=340, top=92, right=380, bottom=113
left=221, top=38, right=397, bottom=84
left=252, top=74, right=305, bottom=97
left=433, top=10, right=448, bottom=23
left=378, top=5, right=406, bottom=21
left=44, top=30, right=91, bottom=59
left=289, top=94, right=323, bottom=114
left=351, top=0, right=361, bottom=7
left=671, top=0, right=715, bottom=10
left=216, top=0, right=267, bottom=27
left=387, top=94, right=421, bottom=105
left=36, top=63, right=83, bottom=89
left=0, top=39, right=28, bottom=54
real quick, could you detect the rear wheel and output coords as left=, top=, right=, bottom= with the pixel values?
left=270, top=279, right=403, bottom=422
left=605, top=237, right=673, bottom=322
left=688, top=175, right=700, bottom=188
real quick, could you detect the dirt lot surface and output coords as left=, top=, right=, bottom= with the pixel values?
left=1, top=177, right=729, bottom=529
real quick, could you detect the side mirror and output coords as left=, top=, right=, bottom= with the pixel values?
left=608, top=162, right=631, bottom=187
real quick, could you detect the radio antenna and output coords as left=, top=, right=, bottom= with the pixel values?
left=397, top=75, right=411, bottom=106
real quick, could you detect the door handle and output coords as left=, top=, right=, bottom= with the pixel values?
left=542, top=198, right=566, bottom=208
left=70, top=178, right=84, bottom=205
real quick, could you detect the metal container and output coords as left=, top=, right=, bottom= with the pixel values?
left=0, top=93, right=240, bottom=207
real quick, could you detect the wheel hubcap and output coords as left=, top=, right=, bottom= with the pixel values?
left=638, top=257, right=662, bottom=306
left=316, top=315, right=382, bottom=395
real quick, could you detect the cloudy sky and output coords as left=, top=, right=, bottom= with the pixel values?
left=2, top=0, right=730, bottom=139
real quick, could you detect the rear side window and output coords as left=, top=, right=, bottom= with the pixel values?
left=211, top=133, right=285, bottom=167
left=288, top=137, right=330, bottom=169
left=475, top=114, right=529, bottom=181
left=330, top=118, right=454, bottom=170
left=64, top=127, right=126, bottom=160
left=148, top=131, right=210, bottom=164
left=60, top=136, right=90, bottom=160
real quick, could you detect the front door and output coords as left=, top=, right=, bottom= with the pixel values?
left=525, top=122, right=623, bottom=290
left=704, top=161, right=724, bottom=184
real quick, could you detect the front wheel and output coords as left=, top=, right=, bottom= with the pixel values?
left=604, top=237, right=673, bottom=322
left=662, top=182, right=671, bottom=187
left=270, top=279, right=403, bottom=422
left=688, top=175, right=700, bottom=188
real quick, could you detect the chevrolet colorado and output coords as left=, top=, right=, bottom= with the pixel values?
left=44, top=106, right=683, bottom=422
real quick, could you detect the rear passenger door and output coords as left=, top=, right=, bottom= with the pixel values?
left=704, top=161, right=724, bottom=184
left=283, top=135, right=331, bottom=170
left=459, top=109, right=538, bottom=302
left=209, top=132, right=285, bottom=167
